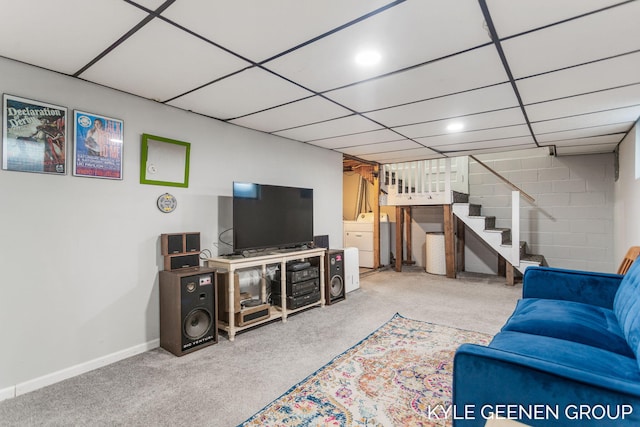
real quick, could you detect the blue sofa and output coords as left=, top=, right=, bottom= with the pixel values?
left=452, top=260, right=640, bottom=426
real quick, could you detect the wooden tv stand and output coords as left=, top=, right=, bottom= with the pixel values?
left=207, top=248, right=326, bottom=340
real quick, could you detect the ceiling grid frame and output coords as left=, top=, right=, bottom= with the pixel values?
left=0, top=0, right=636, bottom=161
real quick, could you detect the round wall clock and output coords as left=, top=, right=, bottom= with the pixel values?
left=157, top=193, right=177, bottom=213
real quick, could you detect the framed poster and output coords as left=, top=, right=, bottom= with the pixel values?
left=73, top=111, right=124, bottom=179
left=2, top=94, right=67, bottom=174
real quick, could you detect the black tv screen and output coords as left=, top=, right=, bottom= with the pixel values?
left=233, top=182, right=314, bottom=253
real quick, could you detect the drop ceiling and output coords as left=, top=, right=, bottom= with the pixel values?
left=1, top=0, right=639, bottom=163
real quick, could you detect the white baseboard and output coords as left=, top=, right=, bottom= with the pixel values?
left=5, top=339, right=159, bottom=400
left=0, top=386, right=16, bottom=402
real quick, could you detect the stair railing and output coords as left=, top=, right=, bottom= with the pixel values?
left=382, top=158, right=452, bottom=203
left=469, top=155, right=535, bottom=204
left=469, top=155, right=535, bottom=268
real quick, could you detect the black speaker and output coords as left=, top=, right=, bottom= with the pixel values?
left=164, top=253, right=200, bottom=271
left=325, top=249, right=345, bottom=305
left=162, top=233, right=184, bottom=254
left=314, top=235, right=329, bottom=249
left=161, top=232, right=200, bottom=255
left=185, top=233, right=200, bottom=252
left=159, top=267, right=217, bottom=356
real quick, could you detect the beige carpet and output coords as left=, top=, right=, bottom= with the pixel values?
left=0, top=268, right=521, bottom=426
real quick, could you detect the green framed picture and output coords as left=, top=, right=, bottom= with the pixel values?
left=140, top=133, right=190, bottom=187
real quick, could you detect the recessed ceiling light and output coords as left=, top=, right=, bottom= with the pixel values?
left=446, top=122, right=464, bottom=132
left=355, top=50, right=381, bottom=66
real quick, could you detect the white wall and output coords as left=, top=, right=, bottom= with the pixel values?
left=614, top=122, right=640, bottom=262
left=0, top=57, right=343, bottom=397
left=467, top=147, right=616, bottom=273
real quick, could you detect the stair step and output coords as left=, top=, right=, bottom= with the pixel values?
left=485, top=227, right=511, bottom=245
left=452, top=191, right=469, bottom=203
left=484, top=216, right=496, bottom=229
left=468, top=203, right=482, bottom=216
left=467, top=215, right=496, bottom=230
left=521, top=253, right=546, bottom=265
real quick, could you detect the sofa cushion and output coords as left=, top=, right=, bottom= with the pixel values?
left=489, top=331, right=640, bottom=384
left=501, top=298, right=634, bottom=357
left=523, top=267, right=622, bottom=308
left=614, top=258, right=640, bottom=367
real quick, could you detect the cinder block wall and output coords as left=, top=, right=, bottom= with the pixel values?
left=467, top=148, right=616, bottom=273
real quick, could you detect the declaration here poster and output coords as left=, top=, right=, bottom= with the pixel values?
left=2, top=94, right=67, bottom=174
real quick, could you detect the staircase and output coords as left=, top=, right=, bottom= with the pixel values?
left=378, top=157, right=547, bottom=280
left=452, top=202, right=547, bottom=275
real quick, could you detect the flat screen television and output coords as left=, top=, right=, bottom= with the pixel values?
left=232, top=182, right=314, bottom=253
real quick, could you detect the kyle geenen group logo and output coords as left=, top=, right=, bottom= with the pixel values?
left=425, top=403, right=634, bottom=422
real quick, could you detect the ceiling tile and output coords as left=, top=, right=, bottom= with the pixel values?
left=325, top=45, right=508, bottom=112
left=525, top=84, right=640, bottom=122
left=79, top=18, right=249, bottom=101
left=536, top=122, right=634, bottom=143
left=359, top=148, right=442, bottom=163
left=555, top=144, right=618, bottom=156
left=229, top=96, right=353, bottom=133
left=167, top=68, right=312, bottom=120
left=428, top=136, right=535, bottom=154
left=364, top=83, right=519, bottom=127
left=445, top=143, right=539, bottom=157
left=548, top=133, right=624, bottom=147
left=0, top=0, right=147, bottom=74
left=273, top=115, right=382, bottom=142
left=531, top=105, right=640, bottom=134
left=306, top=129, right=402, bottom=150
left=487, top=0, right=623, bottom=38
left=501, top=1, right=640, bottom=78
left=394, top=107, right=526, bottom=138
left=339, top=140, right=425, bottom=156
left=516, top=51, right=640, bottom=105
left=162, top=0, right=392, bottom=62
left=265, top=0, right=490, bottom=92
left=415, top=125, right=530, bottom=147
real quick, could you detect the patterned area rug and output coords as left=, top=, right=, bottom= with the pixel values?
left=240, top=313, right=492, bottom=426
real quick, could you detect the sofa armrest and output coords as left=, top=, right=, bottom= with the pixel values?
left=522, top=266, right=623, bottom=308
left=452, top=343, right=640, bottom=426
